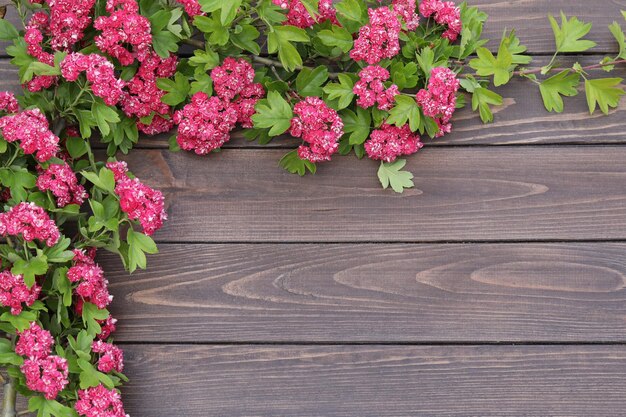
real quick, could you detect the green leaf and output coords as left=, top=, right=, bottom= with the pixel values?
left=193, top=15, right=229, bottom=46
left=220, top=0, right=242, bottom=25
left=81, top=302, right=109, bottom=336
left=323, top=73, right=355, bottom=109
left=127, top=229, right=158, bottom=273
left=157, top=73, right=190, bottom=106
left=152, top=30, right=179, bottom=58
left=334, top=0, right=363, bottom=22
left=501, top=30, right=532, bottom=65
left=609, top=21, right=626, bottom=59
left=251, top=91, right=293, bottom=136
left=386, top=95, right=420, bottom=131
left=295, top=66, right=328, bottom=96
left=29, top=396, right=80, bottom=417
left=585, top=78, right=625, bottom=115
left=0, top=310, right=37, bottom=332
left=416, top=47, right=435, bottom=80
left=81, top=167, right=115, bottom=193
left=391, top=61, right=419, bottom=90
left=549, top=12, right=597, bottom=53
left=469, top=43, right=513, bottom=86
left=341, top=107, right=371, bottom=145
left=0, top=18, right=19, bottom=41
left=317, top=26, right=353, bottom=52
left=231, top=25, right=261, bottom=54
left=91, top=100, right=120, bottom=137
left=267, top=26, right=309, bottom=71
left=279, top=150, right=316, bottom=176
left=65, top=136, right=88, bottom=158
left=539, top=70, right=580, bottom=112
left=471, top=87, right=503, bottom=123
left=12, top=255, right=48, bottom=287
left=377, top=159, right=414, bottom=193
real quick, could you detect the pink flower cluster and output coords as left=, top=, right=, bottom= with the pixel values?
left=29, top=0, right=97, bottom=50
left=75, top=384, right=128, bottom=417
left=106, top=161, right=167, bottom=236
left=175, top=58, right=264, bottom=154
left=0, top=271, right=41, bottom=315
left=98, top=315, right=118, bottom=340
left=121, top=52, right=178, bottom=135
left=37, top=162, right=88, bottom=207
left=272, top=0, right=338, bottom=28
left=68, top=249, right=112, bottom=309
left=419, top=0, right=461, bottom=41
left=61, top=53, right=125, bottom=106
left=92, top=340, right=124, bottom=373
left=94, top=0, right=152, bottom=65
left=16, top=322, right=68, bottom=399
left=0, top=202, right=60, bottom=247
left=350, top=7, right=401, bottom=65
left=393, top=0, right=420, bottom=30
left=0, top=92, right=19, bottom=114
left=176, top=0, right=203, bottom=17
left=15, top=322, right=53, bottom=359
left=365, top=123, right=423, bottom=162
left=290, top=97, right=344, bottom=163
left=416, top=67, right=459, bottom=137
left=211, top=57, right=265, bottom=128
left=0, top=108, right=60, bottom=162
left=24, top=13, right=57, bottom=92
left=353, top=66, right=399, bottom=111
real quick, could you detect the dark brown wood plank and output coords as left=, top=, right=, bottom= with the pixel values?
left=117, top=146, right=626, bottom=242
left=103, top=243, right=626, bottom=343
left=119, top=344, right=626, bottom=417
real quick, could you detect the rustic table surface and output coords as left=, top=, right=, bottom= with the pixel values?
left=4, top=0, right=626, bottom=415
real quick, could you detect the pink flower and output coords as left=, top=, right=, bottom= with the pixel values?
left=210, top=58, right=265, bottom=128
left=0, top=202, right=60, bottom=247
left=121, top=52, right=178, bottom=134
left=105, top=162, right=167, bottom=236
left=353, top=65, right=400, bottom=111
left=75, top=384, right=128, bottom=417
left=37, top=0, right=97, bottom=50
left=416, top=67, right=459, bottom=137
left=419, top=0, right=461, bottom=41
left=350, top=7, right=401, bottom=65
left=92, top=341, right=124, bottom=373
left=15, top=322, right=54, bottom=359
left=289, top=97, right=343, bottom=163
left=94, top=0, right=152, bottom=65
left=23, top=14, right=58, bottom=92
left=176, top=0, right=204, bottom=18
left=0, top=92, right=19, bottom=114
left=0, top=108, right=60, bottom=162
left=272, top=0, right=338, bottom=28
left=173, top=92, right=238, bottom=155
left=0, top=271, right=41, bottom=315
left=97, top=315, right=118, bottom=340
left=21, top=356, right=69, bottom=399
left=37, top=162, right=88, bottom=207
left=393, top=0, right=420, bottom=30
left=60, top=53, right=125, bottom=106
left=365, top=123, right=423, bottom=162
left=67, top=249, right=112, bottom=309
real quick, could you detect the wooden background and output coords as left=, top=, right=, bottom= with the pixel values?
left=4, top=0, right=626, bottom=415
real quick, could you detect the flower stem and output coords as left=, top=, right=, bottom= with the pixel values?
left=515, top=59, right=626, bottom=76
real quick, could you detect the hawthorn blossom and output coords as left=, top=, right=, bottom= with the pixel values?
left=60, top=53, right=125, bottom=106
left=0, top=108, right=60, bottom=162
left=419, top=0, right=461, bottom=41
left=350, top=7, right=402, bottom=65
left=416, top=67, right=460, bottom=137
left=30, top=0, right=97, bottom=50
left=37, top=162, right=88, bottom=207
left=393, top=0, right=420, bottom=30
left=272, top=0, right=338, bottom=28
left=92, top=340, right=124, bottom=373
left=106, top=161, right=167, bottom=236
left=0, top=271, right=41, bottom=315
left=121, top=52, right=178, bottom=134
left=290, top=97, right=344, bottom=163
left=15, top=322, right=54, bottom=359
left=68, top=249, right=112, bottom=309
left=94, top=0, right=153, bottom=65
left=173, top=92, right=238, bottom=155
left=75, top=384, right=128, bottom=417
left=176, top=0, right=204, bottom=18
left=0, top=202, right=60, bottom=247
left=21, top=356, right=69, bottom=399
left=0, top=92, right=19, bottom=114
left=23, top=13, right=58, bottom=92
left=353, top=65, right=400, bottom=111
left=365, top=123, right=423, bottom=162
left=97, top=315, right=118, bottom=340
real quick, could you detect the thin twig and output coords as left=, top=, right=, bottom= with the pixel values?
left=514, top=59, right=626, bottom=76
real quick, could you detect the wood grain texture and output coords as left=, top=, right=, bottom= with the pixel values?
left=101, top=243, right=626, bottom=343
left=116, top=146, right=626, bottom=242
left=119, top=344, right=626, bottom=417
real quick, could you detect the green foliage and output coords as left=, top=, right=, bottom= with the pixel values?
left=386, top=96, right=420, bottom=131
left=323, top=74, right=355, bottom=109
left=377, top=159, right=414, bottom=193
left=126, top=229, right=159, bottom=273
left=609, top=21, right=626, bottom=59
left=341, top=107, right=371, bottom=145
left=251, top=91, right=294, bottom=136
left=471, top=87, right=503, bottom=123
left=317, top=26, right=353, bottom=52
left=279, top=150, right=317, bottom=175
left=469, top=42, right=513, bottom=87
left=585, top=78, right=625, bottom=115
left=267, top=26, right=309, bottom=71
left=157, top=72, right=191, bottom=106
left=296, top=66, right=329, bottom=96
left=549, top=12, right=597, bottom=53
left=539, top=71, right=580, bottom=112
